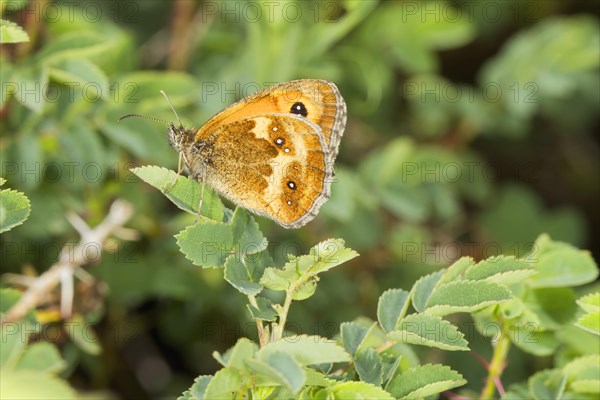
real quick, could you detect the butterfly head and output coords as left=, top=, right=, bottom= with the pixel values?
left=167, top=123, right=195, bottom=152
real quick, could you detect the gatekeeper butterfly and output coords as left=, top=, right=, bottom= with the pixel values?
left=122, top=79, right=346, bottom=228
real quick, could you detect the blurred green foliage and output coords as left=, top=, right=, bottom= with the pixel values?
left=1, top=0, right=599, bottom=398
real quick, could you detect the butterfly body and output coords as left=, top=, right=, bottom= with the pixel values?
left=168, top=79, right=346, bottom=228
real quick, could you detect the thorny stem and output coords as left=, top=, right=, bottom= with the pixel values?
left=480, top=330, right=510, bottom=400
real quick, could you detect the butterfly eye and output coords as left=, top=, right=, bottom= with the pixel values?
left=290, top=102, right=308, bottom=117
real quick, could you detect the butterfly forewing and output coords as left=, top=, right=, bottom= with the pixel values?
left=194, top=79, right=346, bottom=164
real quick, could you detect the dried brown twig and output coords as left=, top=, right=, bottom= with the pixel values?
left=1, top=200, right=136, bottom=324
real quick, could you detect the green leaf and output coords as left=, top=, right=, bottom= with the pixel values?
left=0, top=20, right=29, bottom=43
left=257, top=335, right=350, bottom=366
left=14, top=343, right=66, bottom=374
left=247, top=352, right=306, bottom=395
left=577, top=292, right=600, bottom=313
left=563, top=355, right=600, bottom=394
left=425, top=280, right=512, bottom=316
left=305, top=238, right=359, bottom=275
left=216, top=338, right=257, bottom=371
left=340, top=321, right=368, bottom=356
left=224, top=257, right=262, bottom=296
left=175, top=222, right=233, bottom=268
left=260, top=239, right=358, bottom=298
left=36, top=31, right=111, bottom=64
left=411, top=270, right=445, bottom=312
left=48, top=59, right=108, bottom=100
left=576, top=312, right=600, bottom=336
left=377, top=289, right=410, bottom=332
left=0, top=371, right=77, bottom=400
left=331, top=381, right=394, bottom=400
left=65, top=315, right=101, bottom=355
left=438, top=257, right=475, bottom=285
left=528, top=369, right=567, bottom=400
left=0, top=187, right=31, bottom=233
left=246, top=296, right=277, bottom=322
left=354, top=348, right=383, bottom=386
left=11, top=65, right=48, bottom=113
left=230, top=208, right=268, bottom=255
left=530, top=241, right=598, bottom=288
left=203, top=368, right=243, bottom=400
left=387, top=364, right=466, bottom=399
left=389, top=314, right=469, bottom=351
left=510, top=329, right=559, bottom=356
left=1, top=323, right=27, bottom=370
left=464, top=256, right=537, bottom=285
left=179, top=375, right=212, bottom=400
left=131, top=166, right=223, bottom=221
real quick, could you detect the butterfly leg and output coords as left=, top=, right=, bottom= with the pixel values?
left=163, top=152, right=183, bottom=194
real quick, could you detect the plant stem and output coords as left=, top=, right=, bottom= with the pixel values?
left=481, top=331, right=511, bottom=400
left=247, top=295, right=267, bottom=348
left=273, top=288, right=294, bottom=341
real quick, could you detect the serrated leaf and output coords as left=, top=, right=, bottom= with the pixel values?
left=529, top=369, right=566, bottom=400
left=575, top=311, right=600, bottom=335
left=530, top=242, right=598, bottom=288
left=203, top=368, right=243, bottom=400
left=387, top=364, right=466, bottom=399
left=224, top=257, right=262, bottom=295
left=411, top=270, right=445, bottom=312
left=0, top=187, right=31, bottom=233
left=331, top=381, right=394, bottom=400
left=425, top=280, right=512, bottom=316
left=464, top=256, right=537, bottom=285
left=230, top=208, right=267, bottom=255
left=247, top=296, right=277, bottom=322
left=221, top=338, right=257, bottom=371
left=131, top=166, right=223, bottom=221
left=377, top=289, right=410, bottom=332
left=306, top=239, right=359, bottom=275
left=14, top=342, right=66, bottom=374
left=179, top=375, right=212, bottom=400
left=438, top=257, right=475, bottom=284
left=260, top=239, right=357, bottom=299
left=563, top=355, right=600, bottom=392
left=247, top=352, right=306, bottom=395
left=257, top=335, right=350, bottom=366
left=389, top=314, right=469, bottom=351
left=340, top=322, right=368, bottom=356
left=577, top=293, right=600, bottom=313
left=354, top=348, right=383, bottom=386
left=0, top=20, right=29, bottom=43
left=175, top=222, right=233, bottom=268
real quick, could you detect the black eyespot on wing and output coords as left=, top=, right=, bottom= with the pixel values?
left=290, top=102, right=308, bottom=117
left=287, top=181, right=297, bottom=190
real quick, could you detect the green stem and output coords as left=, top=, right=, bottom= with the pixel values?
left=273, top=288, right=294, bottom=342
left=481, top=331, right=511, bottom=400
left=247, top=295, right=267, bottom=348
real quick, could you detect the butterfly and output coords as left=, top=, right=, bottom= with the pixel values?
left=124, top=79, right=346, bottom=228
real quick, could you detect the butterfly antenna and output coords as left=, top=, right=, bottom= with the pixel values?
left=118, top=114, right=169, bottom=124
left=160, top=90, right=183, bottom=127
